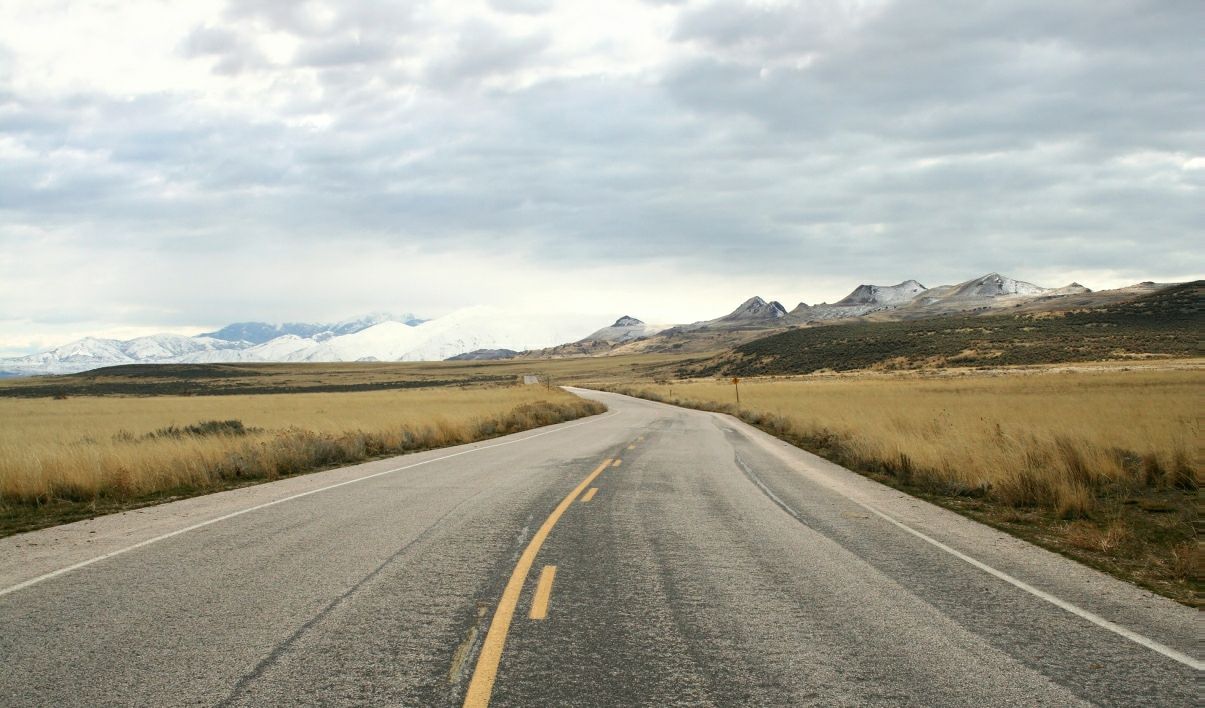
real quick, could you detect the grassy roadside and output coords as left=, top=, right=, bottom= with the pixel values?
left=0, top=387, right=605, bottom=537
left=595, top=369, right=1200, bottom=606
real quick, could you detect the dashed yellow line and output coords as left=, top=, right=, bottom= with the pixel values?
left=627, top=444, right=635, bottom=450
left=529, top=565, right=557, bottom=620
left=611, top=459, right=622, bottom=468
left=580, top=487, right=599, bottom=503
left=462, top=457, right=612, bottom=708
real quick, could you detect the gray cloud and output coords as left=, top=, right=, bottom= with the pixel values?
left=293, top=36, right=396, bottom=67
left=178, top=25, right=268, bottom=74
left=487, top=0, right=555, bottom=15
left=179, top=25, right=242, bottom=56
left=424, top=21, right=551, bottom=87
left=0, top=0, right=1201, bottom=352
left=225, top=0, right=421, bottom=39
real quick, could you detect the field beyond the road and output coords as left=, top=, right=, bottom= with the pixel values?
left=2, top=355, right=1199, bottom=605
left=603, top=367, right=1201, bottom=605
left=0, top=385, right=604, bottom=536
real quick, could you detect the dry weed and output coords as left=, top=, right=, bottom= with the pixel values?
left=0, top=387, right=604, bottom=506
left=604, top=369, right=1203, bottom=604
left=607, top=369, right=1201, bottom=515
left=1167, top=543, right=1201, bottom=582
left=1065, top=521, right=1134, bottom=553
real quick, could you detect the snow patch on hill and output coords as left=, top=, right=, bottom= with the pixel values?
left=715, top=297, right=788, bottom=324
left=1, top=335, right=251, bottom=375
left=582, top=315, right=671, bottom=343
left=200, top=312, right=424, bottom=344
left=835, top=280, right=928, bottom=307
left=944, top=273, right=1047, bottom=299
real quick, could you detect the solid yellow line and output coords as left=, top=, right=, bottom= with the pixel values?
left=580, top=487, right=598, bottom=503
left=529, top=565, right=557, bottom=620
left=462, top=458, right=612, bottom=707
left=611, top=459, right=622, bottom=467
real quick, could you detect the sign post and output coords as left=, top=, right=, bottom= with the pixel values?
left=732, top=377, right=741, bottom=409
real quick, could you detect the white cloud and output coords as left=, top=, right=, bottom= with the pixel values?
left=0, top=0, right=1200, bottom=353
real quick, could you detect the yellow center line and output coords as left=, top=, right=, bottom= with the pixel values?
left=611, top=459, right=622, bottom=467
left=528, top=565, right=558, bottom=620
left=627, top=444, right=635, bottom=450
left=580, top=487, right=599, bottom=503
left=462, top=457, right=612, bottom=708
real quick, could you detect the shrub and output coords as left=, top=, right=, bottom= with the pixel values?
left=147, top=419, right=251, bottom=439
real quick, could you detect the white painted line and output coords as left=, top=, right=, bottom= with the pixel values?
left=559, top=391, right=1203, bottom=670
left=850, top=497, right=1203, bottom=670
left=717, top=400, right=1203, bottom=671
left=732, top=422, right=1203, bottom=671
left=0, top=410, right=622, bottom=598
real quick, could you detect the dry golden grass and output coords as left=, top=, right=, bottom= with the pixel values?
left=614, top=370, right=1200, bottom=513
left=0, top=386, right=603, bottom=531
left=605, top=368, right=1201, bottom=603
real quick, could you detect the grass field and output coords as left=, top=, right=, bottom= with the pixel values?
left=0, top=386, right=604, bottom=535
left=0, top=352, right=703, bottom=398
left=602, top=367, right=1201, bottom=605
left=2, top=346, right=1199, bottom=603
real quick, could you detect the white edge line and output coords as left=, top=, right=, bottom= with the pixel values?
left=0, top=410, right=622, bottom=598
left=852, top=498, right=1202, bottom=670
left=615, top=388, right=1205, bottom=670
left=717, top=408, right=1202, bottom=671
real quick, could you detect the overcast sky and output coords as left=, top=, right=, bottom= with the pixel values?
left=0, top=0, right=1201, bottom=355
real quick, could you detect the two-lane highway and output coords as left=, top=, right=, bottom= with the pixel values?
left=0, top=389, right=1197, bottom=706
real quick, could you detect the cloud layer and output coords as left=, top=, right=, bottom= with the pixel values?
left=0, top=0, right=1201, bottom=353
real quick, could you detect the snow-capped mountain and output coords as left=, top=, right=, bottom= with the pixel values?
left=834, top=280, right=928, bottom=307
left=712, top=297, right=788, bottom=325
left=2, top=335, right=251, bottom=375
left=581, top=316, right=672, bottom=343
left=786, top=274, right=1093, bottom=323
left=906, top=274, right=1090, bottom=313
left=0, top=273, right=1113, bottom=376
left=917, top=273, right=1047, bottom=304
left=199, top=312, right=424, bottom=344
left=790, top=280, right=930, bottom=320
left=0, top=309, right=598, bottom=376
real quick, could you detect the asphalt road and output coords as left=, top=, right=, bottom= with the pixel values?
left=0, top=388, right=1197, bottom=707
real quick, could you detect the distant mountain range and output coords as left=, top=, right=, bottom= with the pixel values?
left=0, top=309, right=597, bottom=376
left=783, top=273, right=1089, bottom=323
left=638, top=273, right=1086, bottom=338
left=534, top=273, right=1172, bottom=358
left=0, top=274, right=1183, bottom=376
left=198, top=313, right=426, bottom=344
